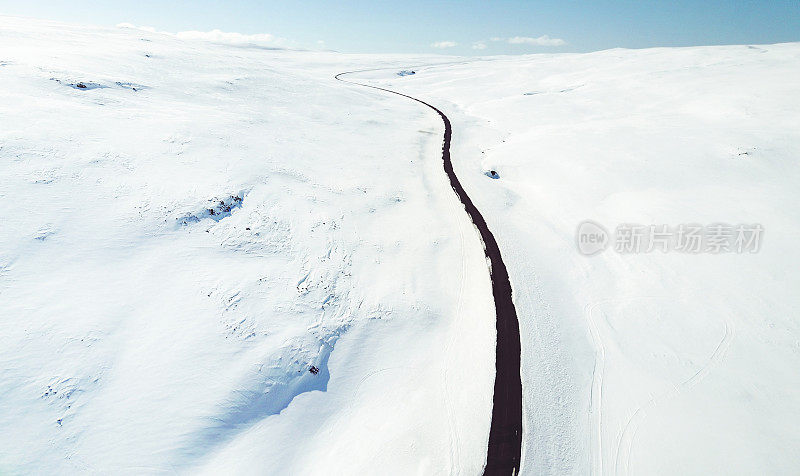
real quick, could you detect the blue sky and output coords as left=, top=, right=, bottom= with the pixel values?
left=1, top=0, right=798, bottom=54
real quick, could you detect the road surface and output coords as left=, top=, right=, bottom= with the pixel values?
left=335, top=70, right=523, bottom=475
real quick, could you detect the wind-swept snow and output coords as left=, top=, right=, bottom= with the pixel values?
left=0, top=16, right=493, bottom=474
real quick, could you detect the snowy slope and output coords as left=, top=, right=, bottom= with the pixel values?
left=359, top=45, right=800, bottom=474
left=0, top=16, right=494, bottom=474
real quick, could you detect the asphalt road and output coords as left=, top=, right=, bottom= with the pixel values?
left=335, top=70, right=523, bottom=475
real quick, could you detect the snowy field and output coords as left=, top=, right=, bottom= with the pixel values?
left=0, top=16, right=495, bottom=474
left=2, top=15, right=800, bottom=475
left=360, top=45, right=800, bottom=473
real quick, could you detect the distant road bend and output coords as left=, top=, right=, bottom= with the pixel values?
left=335, top=70, right=523, bottom=475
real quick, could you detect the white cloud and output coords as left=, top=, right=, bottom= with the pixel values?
left=472, top=41, right=487, bottom=50
left=489, top=37, right=503, bottom=42
left=116, top=23, right=286, bottom=47
left=431, top=41, right=458, bottom=49
left=507, top=35, right=565, bottom=46
left=175, top=29, right=283, bottom=47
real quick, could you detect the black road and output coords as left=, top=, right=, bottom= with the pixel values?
left=335, top=71, right=523, bottom=475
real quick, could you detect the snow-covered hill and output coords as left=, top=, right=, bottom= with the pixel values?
left=0, top=16, right=494, bottom=474
left=358, top=44, right=800, bottom=474
left=2, top=15, right=799, bottom=475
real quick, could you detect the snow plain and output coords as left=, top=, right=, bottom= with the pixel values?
left=2, top=14, right=800, bottom=476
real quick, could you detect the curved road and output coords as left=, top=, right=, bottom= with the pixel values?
left=335, top=71, right=523, bottom=475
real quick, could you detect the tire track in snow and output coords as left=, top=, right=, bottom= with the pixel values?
left=335, top=70, right=523, bottom=475
left=616, top=317, right=735, bottom=476
left=586, top=297, right=735, bottom=476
